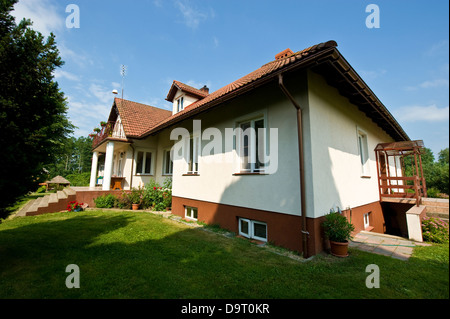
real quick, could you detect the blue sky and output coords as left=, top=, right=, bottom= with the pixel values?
left=12, top=0, right=449, bottom=157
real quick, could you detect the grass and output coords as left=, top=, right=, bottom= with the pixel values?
left=0, top=210, right=448, bottom=299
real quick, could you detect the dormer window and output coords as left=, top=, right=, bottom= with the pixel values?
left=167, top=80, right=210, bottom=115
left=177, top=97, right=184, bottom=112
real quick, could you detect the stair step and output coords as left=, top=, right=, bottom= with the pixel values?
left=422, top=198, right=449, bottom=207
left=48, top=193, right=58, bottom=203
left=40, top=195, right=50, bottom=208
left=64, top=187, right=76, bottom=196
left=14, top=199, right=35, bottom=217
left=27, top=197, right=43, bottom=213
left=57, top=190, right=68, bottom=200
left=426, top=206, right=449, bottom=214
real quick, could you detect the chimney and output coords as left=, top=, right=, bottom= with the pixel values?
left=275, top=48, right=294, bottom=60
left=200, top=85, right=209, bottom=94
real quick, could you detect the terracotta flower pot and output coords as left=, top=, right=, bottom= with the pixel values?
left=132, top=203, right=139, bottom=211
left=329, top=240, right=349, bottom=257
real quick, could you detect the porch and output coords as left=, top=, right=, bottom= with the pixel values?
left=375, top=140, right=427, bottom=207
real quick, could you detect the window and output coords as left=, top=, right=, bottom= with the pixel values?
left=135, top=150, right=153, bottom=175
left=177, top=97, right=184, bottom=113
left=186, top=135, right=200, bottom=174
left=238, top=117, right=266, bottom=173
left=163, top=149, right=173, bottom=175
left=357, top=129, right=370, bottom=177
left=185, top=206, right=198, bottom=220
left=364, top=212, right=371, bottom=229
left=238, top=218, right=267, bottom=242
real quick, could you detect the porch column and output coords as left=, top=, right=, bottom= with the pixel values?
left=89, top=151, right=99, bottom=188
left=103, top=141, right=115, bottom=190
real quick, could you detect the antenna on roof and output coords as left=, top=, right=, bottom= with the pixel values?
left=120, top=64, right=127, bottom=100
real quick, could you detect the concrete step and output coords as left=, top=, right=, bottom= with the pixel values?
left=40, top=195, right=50, bottom=208
left=27, top=197, right=42, bottom=213
left=48, top=192, right=58, bottom=203
left=64, top=187, right=76, bottom=196
left=422, top=198, right=449, bottom=208
left=14, top=199, right=35, bottom=217
left=426, top=205, right=449, bottom=214
left=57, top=190, right=68, bottom=200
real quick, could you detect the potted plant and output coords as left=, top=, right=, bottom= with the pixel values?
left=129, top=187, right=143, bottom=210
left=322, top=210, right=355, bottom=257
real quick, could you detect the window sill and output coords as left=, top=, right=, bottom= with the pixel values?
left=360, top=175, right=371, bottom=179
left=233, top=172, right=268, bottom=176
left=182, top=173, right=200, bottom=176
left=134, top=174, right=154, bottom=177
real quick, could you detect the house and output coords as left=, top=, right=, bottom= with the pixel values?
left=89, top=40, right=427, bottom=257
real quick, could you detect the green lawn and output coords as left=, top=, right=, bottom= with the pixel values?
left=0, top=210, right=448, bottom=299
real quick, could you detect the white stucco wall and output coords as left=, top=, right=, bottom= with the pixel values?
left=306, top=70, right=396, bottom=218
left=171, top=82, right=303, bottom=216
left=172, top=90, right=199, bottom=115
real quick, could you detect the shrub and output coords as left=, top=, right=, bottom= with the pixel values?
left=93, top=194, right=117, bottom=208
left=422, top=217, right=449, bottom=243
left=426, top=187, right=441, bottom=199
left=322, top=211, right=355, bottom=243
left=36, top=185, right=47, bottom=193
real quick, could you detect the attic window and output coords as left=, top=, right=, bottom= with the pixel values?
left=177, top=97, right=184, bottom=112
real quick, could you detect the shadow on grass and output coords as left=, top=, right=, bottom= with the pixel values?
left=0, top=211, right=448, bottom=299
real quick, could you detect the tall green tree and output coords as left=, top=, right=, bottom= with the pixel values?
left=0, top=0, right=74, bottom=218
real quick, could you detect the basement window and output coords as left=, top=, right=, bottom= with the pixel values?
left=238, top=218, right=267, bottom=242
left=185, top=206, right=198, bottom=220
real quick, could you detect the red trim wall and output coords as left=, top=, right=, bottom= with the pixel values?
left=172, top=196, right=386, bottom=256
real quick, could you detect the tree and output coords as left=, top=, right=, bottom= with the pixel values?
left=0, top=0, right=74, bottom=218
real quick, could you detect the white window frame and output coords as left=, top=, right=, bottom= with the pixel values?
left=235, top=111, right=268, bottom=174
left=185, top=134, right=200, bottom=174
left=364, top=212, right=371, bottom=229
left=135, top=149, right=155, bottom=175
left=162, top=148, right=173, bottom=175
left=177, top=97, right=184, bottom=113
left=357, top=128, right=370, bottom=177
left=185, top=206, right=198, bottom=220
left=238, top=218, right=267, bottom=242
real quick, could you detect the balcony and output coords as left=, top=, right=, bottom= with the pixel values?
left=92, top=120, right=127, bottom=149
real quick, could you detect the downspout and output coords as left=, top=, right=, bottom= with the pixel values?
left=130, top=144, right=135, bottom=190
left=278, top=73, right=310, bottom=258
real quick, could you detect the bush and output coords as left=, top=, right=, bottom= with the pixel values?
left=94, top=194, right=117, bottom=208
left=92, top=178, right=172, bottom=211
left=322, top=211, right=355, bottom=243
left=426, top=187, right=441, bottom=198
left=422, top=217, right=449, bottom=243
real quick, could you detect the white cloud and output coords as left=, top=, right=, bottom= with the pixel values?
left=12, top=0, right=64, bottom=37
left=89, top=83, right=115, bottom=104
left=426, top=40, right=449, bottom=57
left=174, top=0, right=211, bottom=29
left=54, top=69, right=80, bottom=82
left=359, top=69, right=387, bottom=80
left=394, top=104, right=449, bottom=123
left=405, top=78, right=449, bottom=91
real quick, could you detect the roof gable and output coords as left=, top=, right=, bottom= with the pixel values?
left=113, top=98, right=172, bottom=138
left=166, top=80, right=210, bottom=102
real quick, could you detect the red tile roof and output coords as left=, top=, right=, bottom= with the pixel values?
left=166, top=80, right=210, bottom=102
left=108, top=40, right=408, bottom=142
left=113, top=98, right=172, bottom=138
left=141, top=40, right=338, bottom=137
